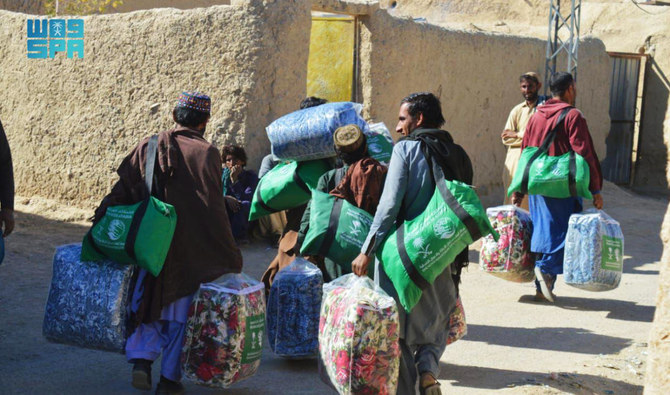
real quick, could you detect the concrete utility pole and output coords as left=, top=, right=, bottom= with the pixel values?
left=544, top=0, right=582, bottom=94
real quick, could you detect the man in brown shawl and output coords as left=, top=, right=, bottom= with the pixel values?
left=93, top=91, right=242, bottom=395
left=294, top=124, right=387, bottom=281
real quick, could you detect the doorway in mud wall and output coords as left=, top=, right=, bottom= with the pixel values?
left=306, top=12, right=358, bottom=102
left=601, top=52, right=649, bottom=186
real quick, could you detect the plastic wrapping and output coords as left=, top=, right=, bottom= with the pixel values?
left=181, top=273, right=266, bottom=388
left=267, top=102, right=370, bottom=161
left=319, top=274, right=400, bottom=395
left=479, top=205, right=535, bottom=282
left=365, top=122, right=394, bottom=166
left=43, top=243, right=134, bottom=353
left=564, top=209, right=624, bottom=291
left=267, top=258, right=323, bottom=358
left=446, top=297, right=467, bottom=345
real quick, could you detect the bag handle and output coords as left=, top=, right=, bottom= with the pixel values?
left=318, top=197, right=343, bottom=257
left=520, top=108, right=571, bottom=195
left=431, top=161, right=482, bottom=242
left=125, top=135, right=158, bottom=262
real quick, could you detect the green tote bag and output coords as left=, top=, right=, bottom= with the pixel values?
left=300, top=190, right=374, bottom=271
left=81, top=135, right=177, bottom=276
left=507, top=108, right=592, bottom=199
left=378, top=163, right=497, bottom=312
left=248, top=159, right=331, bottom=221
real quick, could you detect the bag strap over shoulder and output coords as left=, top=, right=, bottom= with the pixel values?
left=125, top=135, right=158, bottom=262
left=520, top=108, right=571, bottom=195
left=431, top=162, right=482, bottom=242
left=538, top=107, right=572, bottom=153
left=145, top=135, right=159, bottom=195
left=318, top=197, right=343, bottom=256
left=395, top=159, right=481, bottom=291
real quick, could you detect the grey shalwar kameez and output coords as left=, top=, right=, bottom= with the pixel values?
left=361, top=140, right=457, bottom=394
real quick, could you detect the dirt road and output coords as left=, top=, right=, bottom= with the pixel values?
left=0, top=182, right=665, bottom=394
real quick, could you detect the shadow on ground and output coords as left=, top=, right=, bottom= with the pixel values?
left=439, top=363, right=643, bottom=394
left=517, top=295, right=656, bottom=323
left=463, top=323, right=631, bottom=355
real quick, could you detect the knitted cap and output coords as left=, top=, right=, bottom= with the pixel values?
left=175, top=91, right=211, bottom=114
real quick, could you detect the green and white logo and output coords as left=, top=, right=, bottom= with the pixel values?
left=601, top=236, right=623, bottom=271
left=433, top=218, right=455, bottom=239
left=107, top=219, right=126, bottom=241
left=368, top=143, right=382, bottom=154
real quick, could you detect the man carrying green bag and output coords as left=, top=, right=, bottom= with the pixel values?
left=297, top=125, right=387, bottom=281
left=248, top=159, right=331, bottom=221
left=376, top=164, right=496, bottom=312
left=87, top=91, right=243, bottom=394
left=82, top=135, right=176, bottom=276
left=511, top=73, right=604, bottom=303
left=352, top=93, right=477, bottom=395
left=506, top=107, right=592, bottom=199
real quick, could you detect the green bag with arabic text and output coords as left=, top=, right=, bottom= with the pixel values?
left=377, top=164, right=496, bottom=312
left=507, top=108, right=592, bottom=199
left=300, top=190, right=373, bottom=272
left=249, top=160, right=331, bottom=221
left=81, top=135, right=177, bottom=277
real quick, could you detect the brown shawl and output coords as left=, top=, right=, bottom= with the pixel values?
left=329, top=157, right=387, bottom=215
left=94, top=126, right=243, bottom=324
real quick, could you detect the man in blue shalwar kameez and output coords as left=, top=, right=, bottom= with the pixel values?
left=513, top=72, right=604, bottom=302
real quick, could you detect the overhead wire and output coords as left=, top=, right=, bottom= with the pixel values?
left=630, top=0, right=670, bottom=15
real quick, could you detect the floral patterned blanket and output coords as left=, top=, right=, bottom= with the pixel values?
left=181, top=273, right=266, bottom=388
left=318, top=274, right=400, bottom=395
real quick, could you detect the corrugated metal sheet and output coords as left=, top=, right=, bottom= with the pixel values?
left=603, top=56, right=640, bottom=184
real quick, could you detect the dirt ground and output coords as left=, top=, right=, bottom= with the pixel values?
left=0, top=181, right=665, bottom=394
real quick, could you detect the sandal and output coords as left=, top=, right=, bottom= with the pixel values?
left=419, top=374, right=442, bottom=395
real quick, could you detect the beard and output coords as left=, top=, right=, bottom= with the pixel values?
left=524, top=91, right=539, bottom=102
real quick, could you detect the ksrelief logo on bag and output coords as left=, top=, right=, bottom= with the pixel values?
left=107, top=220, right=126, bottom=241
left=433, top=218, right=455, bottom=239
left=279, top=165, right=292, bottom=176
left=368, top=143, right=382, bottom=154
left=550, top=163, right=562, bottom=177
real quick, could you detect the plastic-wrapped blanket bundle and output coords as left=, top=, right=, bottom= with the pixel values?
left=267, top=102, right=370, bottom=161
left=181, top=273, right=266, bottom=388
left=319, top=274, right=400, bottom=395
left=267, top=258, right=323, bottom=358
left=564, top=209, right=624, bottom=291
left=479, top=205, right=535, bottom=283
left=43, top=243, right=134, bottom=353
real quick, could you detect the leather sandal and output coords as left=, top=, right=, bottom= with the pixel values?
left=419, top=374, right=442, bottom=395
